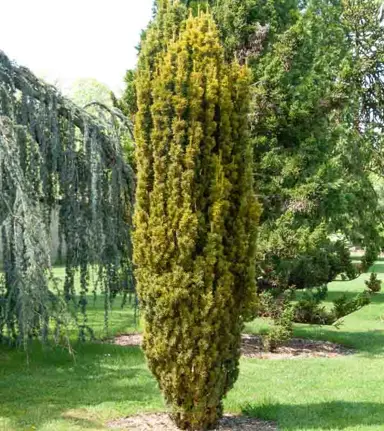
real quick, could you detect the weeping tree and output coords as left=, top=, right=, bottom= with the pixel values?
left=0, top=51, right=135, bottom=345
left=134, top=6, right=260, bottom=430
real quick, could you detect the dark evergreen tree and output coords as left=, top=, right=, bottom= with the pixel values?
left=251, top=0, right=384, bottom=288
left=121, top=0, right=384, bottom=293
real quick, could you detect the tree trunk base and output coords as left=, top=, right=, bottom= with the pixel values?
left=172, top=404, right=223, bottom=431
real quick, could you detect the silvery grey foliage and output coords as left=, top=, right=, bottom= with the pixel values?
left=0, top=51, right=135, bottom=345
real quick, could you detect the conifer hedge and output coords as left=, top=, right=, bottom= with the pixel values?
left=133, top=6, right=260, bottom=429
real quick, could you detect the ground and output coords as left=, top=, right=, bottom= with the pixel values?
left=0, top=263, right=384, bottom=431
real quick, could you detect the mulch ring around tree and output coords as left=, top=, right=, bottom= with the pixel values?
left=113, top=333, right=354, bottom=359
left=108, top=413, right=277, bottom=431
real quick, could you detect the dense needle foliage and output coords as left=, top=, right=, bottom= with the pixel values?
left=133, top=7, right=260, bottom=429
left=0, top=51, right=135, bottom=345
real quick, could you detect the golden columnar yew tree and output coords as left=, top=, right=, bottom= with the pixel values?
left=134, top=8, right=260, bottom=430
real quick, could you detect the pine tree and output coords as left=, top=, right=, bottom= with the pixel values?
left=134, top=8, right=260, bottom=430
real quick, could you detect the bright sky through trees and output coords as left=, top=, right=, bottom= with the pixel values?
left=0, top=0, right=153, bottom=93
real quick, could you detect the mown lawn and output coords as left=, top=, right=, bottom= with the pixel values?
left=1, top=264, right=384, bottom=430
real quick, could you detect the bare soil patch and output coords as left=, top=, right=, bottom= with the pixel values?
left=113, top=333, right=354, bottom=359
left=114, top=333, right=142, bottom=347
left=241, top=334, right=354, bottom=359
left=108, top=413, right=277, bottom=431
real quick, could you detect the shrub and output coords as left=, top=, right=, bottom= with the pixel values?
left=312, top=285, right=328, bottom=302
left=133, top=10, right=260, bottom=430
left=332, top=294, right=352, bottom=320
left=355, top=291, right=372, bottom=307
left=294, top=297, right=333, bottom=325
left=264, top=304, right=294, bottom=352
left=262, top=282, right=372, bottom=327
left=332, top=291, right=371, bottom=320
left=260, top=237, right=359, bottom=292
left=365, top=273, right=382, bottom=293
left=293, top=285, right=371, bottom=325
left=361, top=245, right=380, bottom=272
left=261, top=289, right=295, bottom=351
left=258, top=291, right=276, bottom=318
left=293, top=286, right=333, bottom=325
left=328, top=241, right=358, bottom=281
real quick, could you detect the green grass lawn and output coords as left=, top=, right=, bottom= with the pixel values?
left=1, top=265, right=384, bottom=430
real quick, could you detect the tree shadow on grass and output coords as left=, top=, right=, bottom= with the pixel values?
left=242, top=400, right=384, bottom=430
left=69, top=294, right=140, bottom=338
left=293, top=289, right=384, bottom=355
left=324, top=290, right=384, bottom=303
left=369, top=262, right=384, bottom=273
left=0, top=342, right=163, bottom=430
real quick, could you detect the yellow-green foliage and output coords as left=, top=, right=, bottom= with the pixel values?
left=134, top=6, right=261, bottom=430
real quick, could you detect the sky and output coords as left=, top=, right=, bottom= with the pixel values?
left=0, top=0, right=154, bottom=95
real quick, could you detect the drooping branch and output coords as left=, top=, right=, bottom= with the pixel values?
left=0, top=50, right=135, bottom=345
left=0, top=52, right=132, bottom=179
left=82, top=101, right=135, bottom=140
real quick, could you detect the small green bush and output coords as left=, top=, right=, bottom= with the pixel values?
left=365, top=273, right=382, bottom=293
left=356, top=291, right=372, bottom=306
left=264, top=305, right=294, bottom=352
left=259, top=280, right=372, bottom=337
left=294, top=297, right=333, bottom=325
left=361, top=245, right=380, bottom=272
left=262, top=290, right=294, bottom=351
left=258, top=291, right=276, bottom=318
left=293, top=286, right=333, bottom=325
left=332, top=294, right=352, bottom=320
left=259, top=239, right=359, bottom=294
left=332, top=291, right=371, bottom=320
left=312, top=285, right=328, bottom=302
left=293, top=285, right=371, bottom=325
